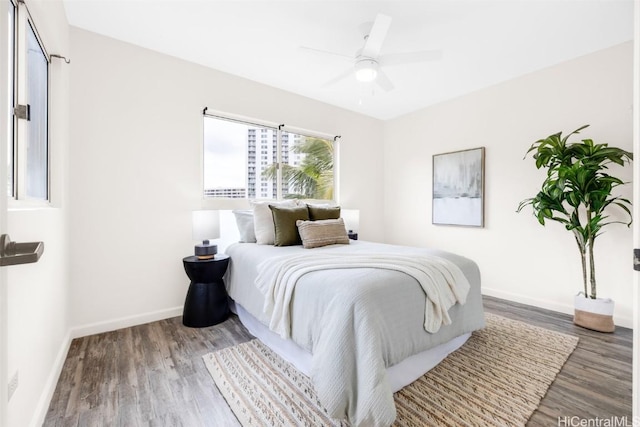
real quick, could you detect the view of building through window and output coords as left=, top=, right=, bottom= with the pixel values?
left=203, top=116, right=334, bottom=200
left=6, top=0, right=49, bottom=201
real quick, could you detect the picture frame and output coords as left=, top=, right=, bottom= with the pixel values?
left=432, top=147, right=485, bottom=227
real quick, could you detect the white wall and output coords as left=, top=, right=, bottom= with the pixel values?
left=68, top=28, right=384, bottom=330
left=632, top=0, right=639, bottom=417
left=383, top=42, right=634, bottom=326
left=5, top=1, right=71, bottom=426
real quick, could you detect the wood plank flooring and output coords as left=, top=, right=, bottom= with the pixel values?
left=44, top=296, right=632, bottom=426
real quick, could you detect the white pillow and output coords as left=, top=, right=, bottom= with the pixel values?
left=252, top=200, right=298, bottom=245
left=232, top=210, right=256, bottom=243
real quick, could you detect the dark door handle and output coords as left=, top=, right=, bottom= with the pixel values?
left=0, top=234, right=44, bottom=267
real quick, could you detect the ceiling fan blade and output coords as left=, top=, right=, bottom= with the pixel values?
left=375, top=69, right=394, bottom=92
left=322, top=67, right=354, bottom=87
left=379, top=50, right=443, bottom=66
left=361, top=13, right=392, bottom=58
left=299, top=46, right=353, bottom=61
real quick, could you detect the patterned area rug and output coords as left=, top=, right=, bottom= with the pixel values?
left=203, top=313, right=578, bottom=426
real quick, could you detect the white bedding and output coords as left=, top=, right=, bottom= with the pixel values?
left=256, top=252, right=471, bottom=338
left=224, top=240, right=485, bottom=426
left=231, top=300, right=471, bottom=393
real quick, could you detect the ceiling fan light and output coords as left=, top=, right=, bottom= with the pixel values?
left=354, top=59, right=378, bottom=82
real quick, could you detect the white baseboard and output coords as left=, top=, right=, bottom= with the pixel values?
left=30, top=306, right=183, bottom=427
left=69, top=306, right=183, bottom=339
left=30, top=330, right=72, bottom=427
left=482, top=287, right=633, bottom=329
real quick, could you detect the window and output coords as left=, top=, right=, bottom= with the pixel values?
left=6, top=1, right=14, bottom=196
left=203, top=118, right=273, bottom=199
left=25, top=21, right=48, bottom=199
left=203, top=115, right=335, bottom=200
left=6, top=1, right=49, bottom=202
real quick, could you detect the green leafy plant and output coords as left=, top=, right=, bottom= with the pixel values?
left=263, top=136, right=334, bottom=200
left=517, top=125, right=632, bottom=299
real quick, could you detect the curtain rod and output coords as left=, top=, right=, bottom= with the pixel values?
left=50, top=54, right=70, bottom=64
left=202, top=107, right=340, bottom=141
left=280, top=124, right=337, bottom=141
left=202, top=107, right=278, bottom=130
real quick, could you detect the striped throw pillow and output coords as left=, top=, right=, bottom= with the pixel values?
left=296, top=218, right=350, bottom=249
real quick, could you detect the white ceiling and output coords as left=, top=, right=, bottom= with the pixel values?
left=63, top=0, right=634, bottom=120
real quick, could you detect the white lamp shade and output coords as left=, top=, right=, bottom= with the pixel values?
left=192, top=210, right=220, bottom=242
left=341, top=209, right=360, bottom=233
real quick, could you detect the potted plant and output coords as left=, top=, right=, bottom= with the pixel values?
left=517, top=125, right=632, bottom=332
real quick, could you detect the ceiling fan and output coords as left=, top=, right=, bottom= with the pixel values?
left=300, top=13, right=442, bottom=91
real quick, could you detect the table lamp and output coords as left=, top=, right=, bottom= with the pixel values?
left=341, top=209, right=360, bottom=240
left=192, top=210, right=220, bottom=259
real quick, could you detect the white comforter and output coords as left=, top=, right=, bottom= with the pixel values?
left=224, top=241, right=485, bottom=426
left=256, top=253, right=471, bottom=338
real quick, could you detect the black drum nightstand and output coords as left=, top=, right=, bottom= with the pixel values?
left=182, top=254, right=230, bottom=328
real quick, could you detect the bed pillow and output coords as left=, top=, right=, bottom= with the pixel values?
left=270, top=205, right=310, bottom=246
left=252, top=200, right=297, bottom=245
left=232, top=210, right=256, bottom=243
left=296, top=218, right=350, bottom=249
left=307, top=204, right=341, bottom=221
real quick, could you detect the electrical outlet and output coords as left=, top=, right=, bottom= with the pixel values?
left=8, top=371, right=18, bottom=402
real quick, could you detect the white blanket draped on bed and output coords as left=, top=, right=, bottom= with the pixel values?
left=254, top=252, right=471, bottom=426
left=256, top=253, right=471, bottom=338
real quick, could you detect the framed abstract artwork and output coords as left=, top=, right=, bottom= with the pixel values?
left=432, top=147, right=485, bottom=227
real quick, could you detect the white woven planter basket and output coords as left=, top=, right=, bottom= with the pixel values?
left=573, top=293, right=615, bottom=333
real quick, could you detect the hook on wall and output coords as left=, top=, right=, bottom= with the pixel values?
left=50, top=54, right=70, bottom=64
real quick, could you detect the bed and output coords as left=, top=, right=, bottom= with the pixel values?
left=223, top=238, right=485, bottom=426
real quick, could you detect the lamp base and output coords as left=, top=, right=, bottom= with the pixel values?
left=195, top=242, right=217, bottom=259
